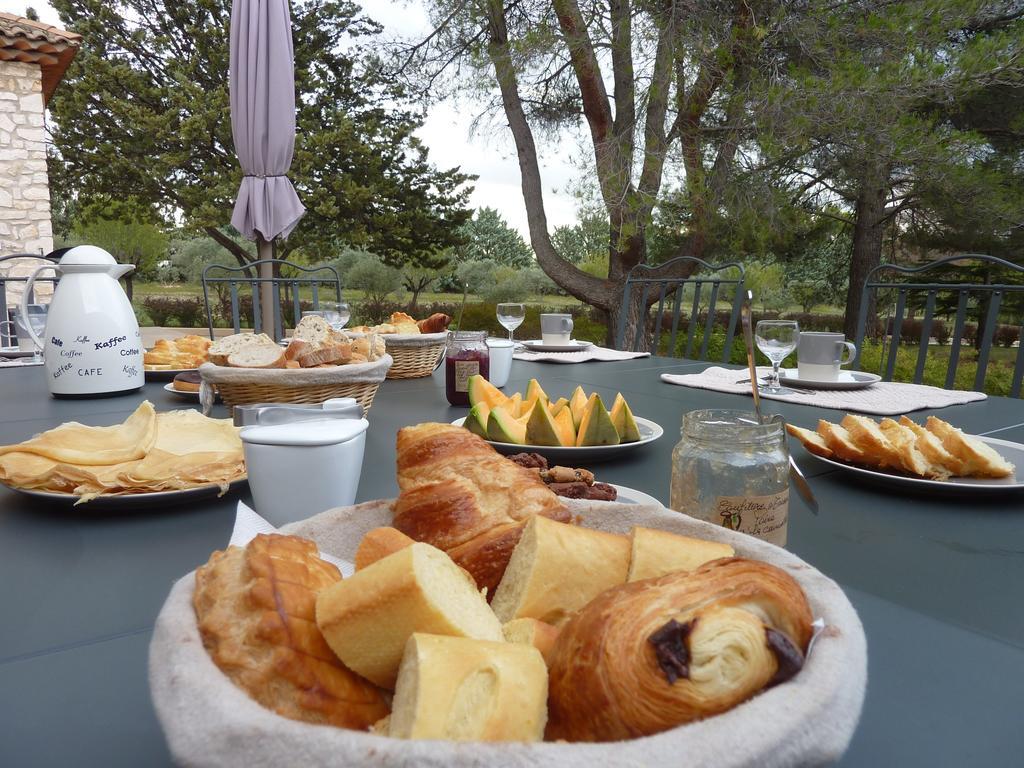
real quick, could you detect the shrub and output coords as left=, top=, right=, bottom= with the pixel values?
left=141, top=295, right=204, bottom=327
left=994, top=324, right=1020, bottom=348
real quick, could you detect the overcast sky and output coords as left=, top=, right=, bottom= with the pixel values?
left=1, top=0, right=581, bottom=236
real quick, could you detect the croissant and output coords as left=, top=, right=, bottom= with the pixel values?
left=546, top=557, right=814, bottom=742
left=193, top=534, right=390, bottom=729
left=417, top=313, right=452, bottom=333
left=392, top=424, right=569, bottom=592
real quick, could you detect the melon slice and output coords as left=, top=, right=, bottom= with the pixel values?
left=549, top=397, right=569, bottom=417
left=465, top=403, right=491, bottom=438
left=526, top=401, right=563, bottom=446
left=553, top=407, right=576, bottom=447
left=467, top=375, right=507, bottom=410
left=507, top=392, right=524, bottom=417
left=609, top=393, right=641, bottom=443
left=488, top=405, right=527, bottom=444
left=525, top=379, right=549, bottom=405
left=576, top=394, right=620, bottom=447
left=568, top=386, right=589, bottom=430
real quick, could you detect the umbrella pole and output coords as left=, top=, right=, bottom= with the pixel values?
left=256, top=234, right=277, bottom=341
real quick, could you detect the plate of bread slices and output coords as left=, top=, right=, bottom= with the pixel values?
left=144, top=334, right=212, bottom=380
left=151, top=422, right=866, bottom=767
left=787, top=414, right=1021, bottom=491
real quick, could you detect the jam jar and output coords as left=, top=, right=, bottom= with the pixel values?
left=669, top=409, right=790, bottom=546
left=445, top=330, right=489, bottom=406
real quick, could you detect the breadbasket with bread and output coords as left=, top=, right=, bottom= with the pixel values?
left=198, top=317, right=392, bottom=413
left=347, top=312, right=451, bottom=379
left=151, top=480, right=866, bottom=764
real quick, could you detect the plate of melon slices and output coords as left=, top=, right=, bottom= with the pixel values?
left=452, top=375, right=663, bottom=462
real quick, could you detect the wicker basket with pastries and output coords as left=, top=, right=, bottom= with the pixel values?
left=347, top=312, right=451, bottom=379
left=152, top=422, right=866, bottom=766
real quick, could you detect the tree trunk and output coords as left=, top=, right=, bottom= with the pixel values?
left=843, top=169, right=888, bottom=342
left=607, top=284, right=648, bottom=350
left=124, top=274, right=133, bottom=302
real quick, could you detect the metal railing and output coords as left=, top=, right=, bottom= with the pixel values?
left=853, top=254, right=1024, bottom=397
left=201, top=260, right=343, bottom=339
left=615, top=256, right=746, bottom=362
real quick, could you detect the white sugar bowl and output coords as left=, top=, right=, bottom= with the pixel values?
left=240, top=418, right=369, bottom=520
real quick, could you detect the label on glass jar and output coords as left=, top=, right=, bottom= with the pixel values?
left=453, top=360, right=480, bottom=392
left=713, top=490, right=789, bottom=546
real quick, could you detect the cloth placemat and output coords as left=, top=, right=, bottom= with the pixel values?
left=513, top=345, right=650, bottom=364
left=150, top=498, right=866, bottom=767
left=661, top=366, right=986, bottom=416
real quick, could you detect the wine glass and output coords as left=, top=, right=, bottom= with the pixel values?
left=754, top=320, right=799, bottom=395
left=14, top=305, right=47, bottom=364
left=496, top=303, right=525, bottom=342
left=320, top=301, right=350, bottom=331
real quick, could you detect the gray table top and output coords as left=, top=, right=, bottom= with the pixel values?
left=1, top=359, right=1023, bottom=766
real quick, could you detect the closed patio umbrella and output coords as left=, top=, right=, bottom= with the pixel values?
left=229, top=0, right=305, bottom=340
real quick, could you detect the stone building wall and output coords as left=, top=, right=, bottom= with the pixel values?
left=0, top=60, right=53, bottom=256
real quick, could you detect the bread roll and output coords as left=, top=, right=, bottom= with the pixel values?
left=315, top=542, right=503, bottom=689
left=490, top=516, right=630, bottom=626
left=502, top=618, right=559, bottom=666
left=627, top=526, right=734, bottom=582
left=354, top=527, right=416, bottom=571
left=546, top=558, right=814, bottom=741
left=389, top=633, right=548, bottom=741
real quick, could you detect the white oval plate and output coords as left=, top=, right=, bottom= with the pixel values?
left=520, top=339, right=595, bottom=353
left=609, top=484, right=662, bottom=506
left=4, top=477, right=248, bottom=509
left=451, top=415, right=663, bottom=462
left=806, top=433, right=1024, bottom=492
left=778, top=369, right=881, bottom=390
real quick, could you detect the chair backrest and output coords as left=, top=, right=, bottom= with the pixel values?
left=852, top=254, right=1024, bottom=397
left=200, top=259, right=343, bottom=339
left=0, top=253, right=60, bottom=347
left=615, top=256, right=746, bottom=362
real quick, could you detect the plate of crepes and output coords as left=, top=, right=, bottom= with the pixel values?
left=787, top=413, right=1021, bottom=492
left=453, top=375, right=663, bottom=461
left=0, top=402, right=246, bottom=506
left=144, top=334, right=212, bottom=380
left=150, top=422, right=865, bottom=767
left=347, top=311, right=451, bottom=336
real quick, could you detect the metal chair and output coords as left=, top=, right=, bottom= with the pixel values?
left=852, top=254, right=1024, bottom=397
left=0, top=253, right=60, bottom=348
left=201, top=259, right=343, bottom=339
left=615, top=256, right=746, bottom=361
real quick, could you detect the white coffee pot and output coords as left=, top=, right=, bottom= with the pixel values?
left=21, top=245, right=144, bottom=398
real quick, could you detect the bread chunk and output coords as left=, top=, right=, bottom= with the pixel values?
left=841, top=414, right=903, bottom=469
left=878, top=418, right=949, bottom=478
left=816, top=420, right=876, bottom=465
left=490, top=516, right=630, bottom=626
left=502, top=618, right=560, bottom=666
left=354, top=527, right=416, bottom=571
left=315, top=542, right=503, bottom=689
left=389, top=634, right=547, bottom=741
left=785, top=423, right=834, bottom=458
left=627, top=526, right=734, bottom=582
left=899, top=416, right=967, bottom=475
left=926, top=417, right=1015, bottom=478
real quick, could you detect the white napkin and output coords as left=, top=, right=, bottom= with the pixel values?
left=513, top=345, right=651, bottom=364
left=228, top=501, right=355, bottom=576
left=660, top=366, right=987, bottom=416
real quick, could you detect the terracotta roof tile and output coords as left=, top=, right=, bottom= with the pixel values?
left=0, top=13, right=82, bottom=104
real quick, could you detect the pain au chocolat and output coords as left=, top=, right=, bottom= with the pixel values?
left=193, top=533, right=389, bottom=729
left=546, top=557, right=814, bottom=742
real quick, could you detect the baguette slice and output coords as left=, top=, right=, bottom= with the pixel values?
left=841, top=414, right=903, bottom=469
left=389, top=633, right=548, bottom=742
left=898, top=416, right=967, bottom=476
left=226, top=344, right=286, bottom=369
left=284, top=338, right=309, bottom=361
left=315, top=542, right=502, bottom=689
left=817, top=420, right=876, bottom=465
left=627, top=526, right=734, bottom=582
left=297, top=342, right=351, bottom=368
left=490, top=516, right=630, bottom=626
left=208, top=332, right=275, bottom=365
left=293, top=315, right=334, bottom=346
left=879, top=418, right=948, bottom=479
left=502, top=618, right=560, bottom=666
left=785, top=423, right=834, bottom=458
left=354, top=527, right=416, bottom=571
left=926, top=417, right=1015, bottom=478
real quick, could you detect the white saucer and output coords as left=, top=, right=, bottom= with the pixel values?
left=779, top=369, right=881, bottom=390
left=521, top=339, right=594, bottom=353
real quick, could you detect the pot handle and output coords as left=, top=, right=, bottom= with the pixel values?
left=19, top=264, right=56, bottom=350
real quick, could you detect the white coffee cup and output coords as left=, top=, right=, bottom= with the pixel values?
left=540, top=313, right=573, bottom=346
left=486, top=337, right=514, bottom=388
left=797, top=332, right=857, bottom=381
left=240, top=418, right=368, bottom=520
